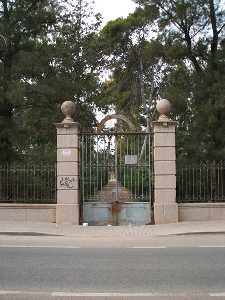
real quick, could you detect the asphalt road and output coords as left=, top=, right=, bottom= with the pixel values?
left=1, top=245, right=225, bottom=299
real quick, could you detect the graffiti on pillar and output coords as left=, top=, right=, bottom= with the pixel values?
left=59, top=176, right=76, bottom=189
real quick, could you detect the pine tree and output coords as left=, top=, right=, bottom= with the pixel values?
left=99, top=0, right=225, bottom=161
left=0, top=0, right=60, bottom=162
left=0, top=0, right=103, bottom=163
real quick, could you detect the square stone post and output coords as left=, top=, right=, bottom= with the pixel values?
left=55, top=101, right=80, bottom=225
left=153, top=100, right=178, bottom=224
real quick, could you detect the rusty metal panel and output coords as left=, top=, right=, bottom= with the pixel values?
left=83, top=202, right=112, bottom=226
left=83, top=202, right=150, bottom=226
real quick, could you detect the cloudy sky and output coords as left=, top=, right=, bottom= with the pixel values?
left=94, top=0, right=137, bottom=24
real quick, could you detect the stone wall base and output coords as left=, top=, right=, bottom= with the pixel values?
left=178, top=203, right=225, bottom=222
left=1, top=202, right=225, bottom=224
left=56, top=204, right=79, bottom=224
left=0, top=204, right=56, bottom=223
left=154, top=203, right=178, bottom=224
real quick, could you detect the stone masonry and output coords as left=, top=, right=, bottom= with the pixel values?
left=55, top=101, right=80, bottom=224
left=153, top=99, right=178, bottom=224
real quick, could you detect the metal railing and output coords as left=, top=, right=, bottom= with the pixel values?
left=79, top=132, right=153, bottom=203
left=0, top=163, right=56, bottom=203
left=177, top=161, right=225, bottom=203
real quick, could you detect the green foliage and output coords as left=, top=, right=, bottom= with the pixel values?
left=98, top=0, right=225, bottom=161
left=98, top=8, right=162, bottom=126
left=1, top=0, right=225, bottom=165
left=0, top=0, right=103, bottom=163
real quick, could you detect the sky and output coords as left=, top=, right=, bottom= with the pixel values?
left=94, top=0, right=137, bottom=25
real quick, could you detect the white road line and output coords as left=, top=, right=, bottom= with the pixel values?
left=52, top=292, right=185, bottom=297
left=5, top=290, right=225, bottom=297
left=0, top=245, right=80, bottom=249
left=199, top=246, right=225, bottom=248
left=131, top=246, right=167, bottom=249
left=0, top=290, right=21, bottom=295
left=2, top=245, right=225, bottom=249
left=0, top=290, right=50, bottom=296
left=209, top=292, right=225, bottom=297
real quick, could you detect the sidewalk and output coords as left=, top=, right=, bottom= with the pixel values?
left=0, top=220, right=225, bottom=238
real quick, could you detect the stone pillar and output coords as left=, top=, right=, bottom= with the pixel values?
left=153, top=99, right=178, bottom=224
left=55, top=101, right=80, bottom=225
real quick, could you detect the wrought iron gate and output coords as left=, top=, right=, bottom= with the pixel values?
left=79, top=132, right=153, bottom=225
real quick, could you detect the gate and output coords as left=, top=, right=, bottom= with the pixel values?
left=79, top=132, right=153, bottom=225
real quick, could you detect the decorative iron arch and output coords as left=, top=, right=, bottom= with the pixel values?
left=97, top=114, right=136, bottom=133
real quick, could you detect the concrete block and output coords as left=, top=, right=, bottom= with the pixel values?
left=178, top=203, right=225, bottom=222
left=155, top=189, right=176, bottom=203
left=57, top=148, right=79, bottom=162
left=0, top=204, right=56, bottom=223
left=57, top=126, right=79, bottom=135
left=153, top=123, right=176, bottom=133
left=210, top=205, right=225, bottom=220
left=0, top=208, right=26, bottom=221
left=57, top=162, right=79, bottom=176
left=26, top=209, right=49, bottom=222
left=154, top=203, right=178, bottom=224
left=57, top=189, right=79, bottom=204
left=154, top=147, right=176, bottom=161
left=56, top=204, right=80, bottom=224
left=154, top=160, right=176, bottom=175
left=154, top=133, right=175, bottom=147
left=57, top=134, right=79, bottom=148
left=178, top=205, right=209, bottom=222
left=48, top=208, right=56, bottom=223
left=155, top=175, right=176, bottom=189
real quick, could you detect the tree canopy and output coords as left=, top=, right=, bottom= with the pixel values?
left=99, top=0, right=225, bottom=161
left=0, top=0, right=102, bottom=162
left=0, top=0, right=224, bottom=163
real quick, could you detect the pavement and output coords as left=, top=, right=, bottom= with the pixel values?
left=2, top=246, right=225, bottom=298
left=0, top=220, right=225, bottom=238
left=1, top=221, right=225, bottom=299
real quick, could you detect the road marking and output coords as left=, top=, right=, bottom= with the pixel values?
left=0, top=290, right=51, bottom=296
left=0, top=290, right=21, bottom=295
left=52, top=292, right=186, bottom=297
left=209, top=292, right=225, bottom=297
left=0, top=245, right=81, bottom=249
left=1, top=245, right=225, bottom=249
left=4, top=290, right=225, bottom=297
left=199, top=246, right=225, bottom=248
left=131, top=246, right=167, bottom=249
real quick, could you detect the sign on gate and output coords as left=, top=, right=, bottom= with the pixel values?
left=125, top=155, right=138, bottom=165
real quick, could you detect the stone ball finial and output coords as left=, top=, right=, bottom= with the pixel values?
left=156, top=98, right=172, bottom=121
left=61, top=101, right=75, bottom=123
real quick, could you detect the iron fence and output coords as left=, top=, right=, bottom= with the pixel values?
left=177, top=161, right=225, bottom=203
left=79, top=132, right=153, bottom=204
left=0, top=163, right=56, bottom=203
